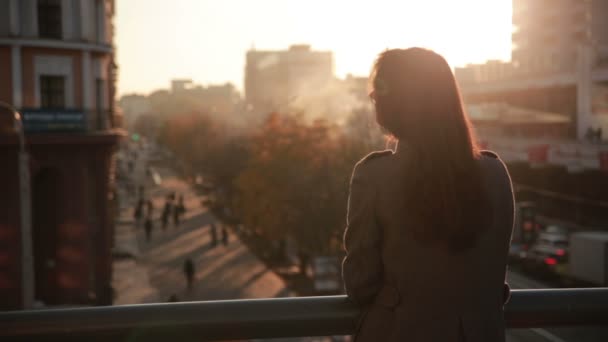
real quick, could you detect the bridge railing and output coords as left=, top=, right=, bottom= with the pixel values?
left=1, top=288, right=608, bottom=341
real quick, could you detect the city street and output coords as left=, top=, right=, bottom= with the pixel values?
left=110, top=145, right=331, bottom=342
left=112, top=146, right=290, bottom=305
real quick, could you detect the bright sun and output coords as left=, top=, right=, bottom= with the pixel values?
left=116, top=0, right=513, bottom=94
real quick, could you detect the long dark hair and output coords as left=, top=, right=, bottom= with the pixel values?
left=370, top=48, right=490, bottom=253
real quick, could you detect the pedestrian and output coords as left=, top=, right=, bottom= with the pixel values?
left=210, top=223, right=218, bottom=247
left=162, top=197, right=172, bottom=230
left=183, top=258, right=195, bottom=290
left=144, top=217, right=153, bottom=242
left=221, top=227, right=229, bottom=246
left=146, top=199, right=154, bottom=218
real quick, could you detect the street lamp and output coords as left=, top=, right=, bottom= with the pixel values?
left=0, top=101, right=33, bottom=309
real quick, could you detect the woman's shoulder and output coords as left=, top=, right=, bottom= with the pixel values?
left=356, top=149, right=394, bottom=167
left=480, top=150, right=499, bottom=159
left=479, top=150, right=506, bottom=167
left=352, top=149, right=394, bottom=178
left=479, top=150, right=512, bottom=182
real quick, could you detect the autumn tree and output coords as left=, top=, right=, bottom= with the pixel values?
left=235, top=113, right=358, bottom=272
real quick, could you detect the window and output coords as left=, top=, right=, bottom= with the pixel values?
left=95, top=78, right=106, bottom=128
left=38, top=0, right=62, bottom=39
left=40, top=75, right=66, bottom=109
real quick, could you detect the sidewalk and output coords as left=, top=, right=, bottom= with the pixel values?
left=111, top=148, right=160, bottom=304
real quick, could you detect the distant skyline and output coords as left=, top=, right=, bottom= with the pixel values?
left=115, top=0, right=512, bottom=96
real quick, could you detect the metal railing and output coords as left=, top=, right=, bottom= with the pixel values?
left=1, top=288, right=607, bottom=341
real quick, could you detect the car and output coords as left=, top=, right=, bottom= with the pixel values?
left=526, top=225, right=569, bottom=276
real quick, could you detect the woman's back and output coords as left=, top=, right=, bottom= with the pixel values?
left=342, top=47, right=514, bottom=341
left=343, top=147, right=514, bottom=341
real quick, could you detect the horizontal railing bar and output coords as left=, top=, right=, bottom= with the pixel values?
left=1, top=289, right=608, bottom=341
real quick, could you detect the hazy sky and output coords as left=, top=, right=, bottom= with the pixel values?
left=115, top=0, right=512, bottom=96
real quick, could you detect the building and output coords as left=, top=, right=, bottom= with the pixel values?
left=455, top=60, right=514, bottom=84
left=245, top=44, right=333, bottom=115
left=171, top=79, right=193, bottom=93
left=512, top=0, right=608, bottom=75
left=0, top=0, right=122, bottom=309
left=455, top=0, right=608, bottom=141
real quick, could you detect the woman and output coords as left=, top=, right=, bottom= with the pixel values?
left=342, top=48, right=514, bottom=342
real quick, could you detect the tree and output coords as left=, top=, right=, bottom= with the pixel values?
left=235, top=113, right=358, bottom=272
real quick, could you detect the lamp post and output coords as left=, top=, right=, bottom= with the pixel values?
left=0, top=101, right=33, bottom=309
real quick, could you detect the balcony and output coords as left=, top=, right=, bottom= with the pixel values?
left=1, top=288, right=607, bottom=341
left=20, top=108, right=116, bottom=134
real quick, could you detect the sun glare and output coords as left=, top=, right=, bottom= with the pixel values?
left=116, top=0, right=512, bottom=94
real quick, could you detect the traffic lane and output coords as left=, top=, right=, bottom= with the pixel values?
left=506, top=269, right=608, bottom=342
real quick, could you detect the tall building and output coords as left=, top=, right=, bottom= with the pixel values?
left=512, top=0, right=608, bottom=75
left=245, top=44, right=333, bottom=115
left=0, top=0, right=122, bottom=309
left=455, top=0, right=608, bottom=140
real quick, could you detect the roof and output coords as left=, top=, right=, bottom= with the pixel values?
left=468, top=103, right=570, bottom=125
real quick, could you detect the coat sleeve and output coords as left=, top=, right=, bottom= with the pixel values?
left=342, top=163, right=383, bottom=307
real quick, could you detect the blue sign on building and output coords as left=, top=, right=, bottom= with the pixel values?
left=21, top=109, right=86, bottom=133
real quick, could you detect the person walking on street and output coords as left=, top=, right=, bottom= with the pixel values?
left=144, top=217, right=153, bottom=242
left=162, top=197, right=172, bottom=230
left=221, top=227, right=229, bottom=246
left=183, top=258, right=195, bottom=290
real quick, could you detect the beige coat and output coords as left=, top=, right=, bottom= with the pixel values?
left=342, top=146, right=514, bottom=342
